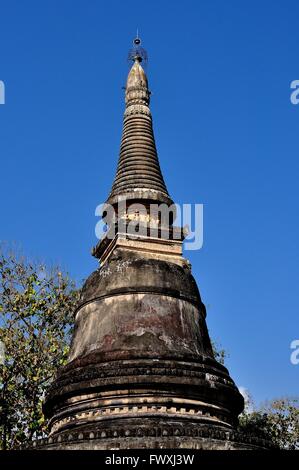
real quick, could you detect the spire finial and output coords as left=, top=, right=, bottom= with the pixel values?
left=128, top=33, right=148, bottom=64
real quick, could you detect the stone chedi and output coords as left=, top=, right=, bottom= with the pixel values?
left=42, top=38, right=265, bottom=449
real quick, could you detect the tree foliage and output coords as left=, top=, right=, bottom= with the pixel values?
left=0, top=248, right=79, bottom=449
left=239, top=397, right=299, bottom=449
left=211, top=339, right=227, bottom=365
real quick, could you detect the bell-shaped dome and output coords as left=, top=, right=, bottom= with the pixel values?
left=67, top=251, right=213, bottom=364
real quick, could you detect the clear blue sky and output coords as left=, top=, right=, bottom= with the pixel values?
left=0, top=0, right=298, bottom=406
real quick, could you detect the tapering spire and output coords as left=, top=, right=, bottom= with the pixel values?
left=107, top=37, right=173, bottom=206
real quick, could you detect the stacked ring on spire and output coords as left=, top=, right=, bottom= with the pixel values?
left=108, top=59, right=172, bottom=205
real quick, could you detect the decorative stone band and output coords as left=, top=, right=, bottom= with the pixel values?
left=50, top=402, right=233, bottom=435
left=25, top=422, right=273, bottom=450
left=46, top=359, right=235, bottom=394
left=106, top=188, right=173, bottom=208
left=124, top=104, right=151, bottom=117
left=125, top=86, right=150, bottom=107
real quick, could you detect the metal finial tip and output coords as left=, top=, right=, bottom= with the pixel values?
left=128, top=34, right=147, bottom=64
